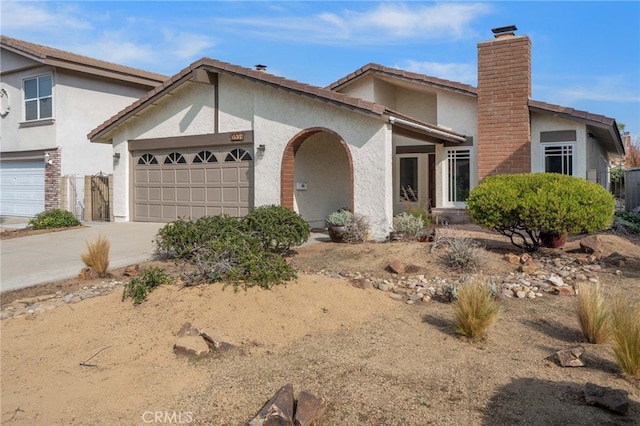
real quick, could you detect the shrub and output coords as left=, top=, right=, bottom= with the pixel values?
left=467, top=173, right=615, bottom=251
left=326, top=209, right=353, bottom=226
left=28, top=209, right=81, bottom=229
left=154, top=215, right=243, bottom=258
left=343, top=213, right=370, bottom=244
left=80, top=236, right=110, bottom=277
left=576, top=283, right=611, bottom=344
left=244, top=205, right=310, bottom=254
left=392, top=212, right=424, bottom=240
left=122, top=266, right=174, bottom=304
left=445, top=236, right=486, bottom=272
left=613, top=211, right=640, bottom=236
left=611, top=297, right=640, bottom=379
left=452, top=275, right=501, bottom=340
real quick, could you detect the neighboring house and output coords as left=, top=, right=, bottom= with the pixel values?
left=88, top=26, right=624, bottom=240
left=0, top=35, right=167, bottom=218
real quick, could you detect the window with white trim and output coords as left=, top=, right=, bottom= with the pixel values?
left=24, top=74, right=53, bottom=121
left=446, top=148, right=471, bottom=204
left=543, top=143, right=574, bottom=175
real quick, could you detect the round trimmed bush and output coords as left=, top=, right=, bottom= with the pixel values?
left=466, top=173, right=615, bottom=251
left=244, top=205, right=310, bottom=254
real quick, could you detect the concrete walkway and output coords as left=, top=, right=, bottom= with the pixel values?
left=1, top=222, right=164, bottom=292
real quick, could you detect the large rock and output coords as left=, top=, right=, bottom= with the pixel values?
left=249, top=383, right=295, bottom=426
left=504, top=253, right=521, bottom=265
left=294, top=391, right=327, bottom=426
left=387, top=259, right=405, bottom=274
left=556, top=346, right=585, bottom=367
left=173, top=336, right=210, bottom=358
left=584, top=382, right=630, bottom=415
left=580, top=235, right=603, bottom=254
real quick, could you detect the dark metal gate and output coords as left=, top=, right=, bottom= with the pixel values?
left=91, top=172, right=110, bottom=221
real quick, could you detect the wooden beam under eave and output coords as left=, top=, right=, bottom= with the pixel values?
left=191, top=68, right=218, bottom=85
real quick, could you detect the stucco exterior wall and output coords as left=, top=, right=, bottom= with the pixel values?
left=335, top=75, right=377, bottom=103
left=396, top=86, right=436, bottom=124
left=530, top=112, right=587, bottom=179
left=437, top=91, right=477, bottom=137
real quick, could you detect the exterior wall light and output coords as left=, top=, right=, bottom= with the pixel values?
left=113, top=152, right=121, bottom=160
left=257, top=144, right=266, bottom=152
left=44, top=153, right=53, bottom=165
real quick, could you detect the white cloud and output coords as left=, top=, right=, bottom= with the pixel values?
left=0, top=1, right=91, bottom=33
left=162, top=30, right=216, bottom=60
left=216, top=2, right=492, bottom=45
left=70, top=32, right=155, bottom=65
left=403, top=60, right=476, bottom=85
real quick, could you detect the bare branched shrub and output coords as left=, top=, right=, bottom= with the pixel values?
left=444, top=236, right=486, bottom=272
left=343, top=213, right=370, bottom=244
left=453, top=275, right=501, bottom=340
left=392, top=212, right=423, bottom=241
left=576, top=283, right=611, bottom=344
left=611, top=297, right=640, bottom=379
left=429, top=227, right=455, bottom=253
left=181, top=247, right=235, bottom=286
left=80, top=235, right=110, bottom=277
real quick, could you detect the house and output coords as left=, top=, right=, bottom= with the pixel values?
left=88, top=26, right=624, bottom=240
left=0, top=35, right=167, bottom=218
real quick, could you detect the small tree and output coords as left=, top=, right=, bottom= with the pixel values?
left=466, top=173, right=615, bottom=251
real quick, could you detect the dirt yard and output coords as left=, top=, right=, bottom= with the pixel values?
left=1, top=226, right=639, bottom=425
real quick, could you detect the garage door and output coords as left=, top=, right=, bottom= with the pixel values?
left=0, top=161, right=45, bottom=217
left=132, top=146, right=253, bottom=222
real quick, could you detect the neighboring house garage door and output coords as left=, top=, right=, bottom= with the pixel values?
left=0, top=161, right=45, bottom=217
left=132, top=146, right=253, bottom=222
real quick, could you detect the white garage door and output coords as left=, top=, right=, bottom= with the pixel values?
left=132, top=146, right=253, bottom=222
left=0, top=161, right=45, bottom=217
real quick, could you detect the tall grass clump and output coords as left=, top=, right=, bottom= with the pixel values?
left=452, top=275, right=501, bottom=340
left=611, top=297, right=640, bottom=379
left=576, top=283, right=612, bottom=344
left=80, top=235, right=110, bottom=277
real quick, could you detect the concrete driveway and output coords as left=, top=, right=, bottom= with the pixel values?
left=1, top=222, right=164, bottom=292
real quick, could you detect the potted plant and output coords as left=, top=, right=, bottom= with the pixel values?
left=326, top=209, right=353, bottom=243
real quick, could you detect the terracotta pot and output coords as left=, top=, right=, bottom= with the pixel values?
left=328, top=225, right=347, bottom=243
left=540, top=232, right=567, bottom=248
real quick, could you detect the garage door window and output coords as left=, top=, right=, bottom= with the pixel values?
left=24, top=74, right=53, bottom=121
left=164, top=152, right=186, bottom=164
left=194, top=150, right=218, bottom=163
left=138, top=153, right=158, bottom=165
left=226, top=148, right=252, bottom=162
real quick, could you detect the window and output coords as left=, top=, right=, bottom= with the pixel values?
left=446, top=149, right=470, bottom=204
left=164, top=152, right=186, bottom=164
left=138, top=153, right=158, bottom=165
left=543, top=143, right=574, bottom=175
left=24, top=74, right=52, bottom=121
left=399, top=157, right=418, bottom=202
left=225, top=148, right=252, bottom=162
left=193, top=150, right=217, bottom=163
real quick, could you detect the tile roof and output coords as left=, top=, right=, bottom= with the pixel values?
left=528, top=99, right=617, bottom=127
left=1, top=35, right=167, bottom=87
left=327, top=63, right=477, bottom=97
left=89, top=58, right=395, bottom=141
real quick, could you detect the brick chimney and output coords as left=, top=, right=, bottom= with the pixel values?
left=477, top=25, right=532, bottom=181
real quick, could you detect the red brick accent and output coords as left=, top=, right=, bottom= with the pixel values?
left=280, top=127, right=354, bottom=212
left=44, top=147, right=61, bottom=211
left=477, top=35, right=532, bottom=181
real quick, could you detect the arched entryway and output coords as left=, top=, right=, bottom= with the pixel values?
left=281, top=128, right=354, bottom=229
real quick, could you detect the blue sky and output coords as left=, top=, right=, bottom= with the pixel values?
left=2, top=1, right=639, bottom=137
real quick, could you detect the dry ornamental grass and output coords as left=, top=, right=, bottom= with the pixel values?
left=80, top=235, right=110, bottom=277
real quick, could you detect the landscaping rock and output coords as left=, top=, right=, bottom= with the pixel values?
left=579, top=235, right=603, bottom=254
left=249, top=383, right=295, bottom=426
left=505, top=253, right=521, bottom=264
left=556, top=346, right=585, bottom=367
left=584, top=382, right=630, bottom=415
left=123, top=264, right=140, bottom=277
left=388, top=259, right=405, bottom=274
left=552, top=286, right=575, bottom=296
left=173, top=336, right=210, bottom=358
left=294, top=391, right=327, bottom=426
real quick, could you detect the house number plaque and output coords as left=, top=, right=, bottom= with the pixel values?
left=230, top=133, right=244, bottom=142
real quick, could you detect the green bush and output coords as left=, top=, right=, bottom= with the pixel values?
left=613, top=211, right=640, bottom=236
left=392, top=212, right=424, bottom=240
left=28, top=209, right=81, bottom=229
left=244, top=205, right=310, bottom=254
left=466, top=173, right=615, bottom=251
left=122, top=266, right=174, bottom=304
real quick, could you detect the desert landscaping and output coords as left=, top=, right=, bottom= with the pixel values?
left=1, top=224, right=639, bottom=425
